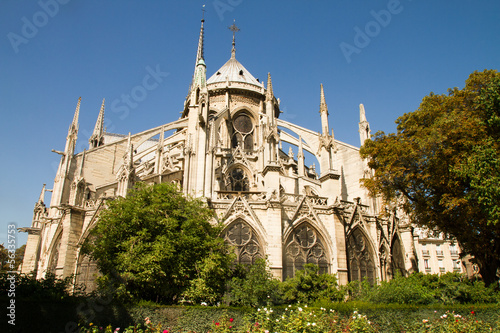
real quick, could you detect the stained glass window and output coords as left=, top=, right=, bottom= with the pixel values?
left=224, top=220, right=263, bottom=265
left=347, top=228, right=375, bottom=284
left=284, top=223, right=329, bottom=278
left=232, top=112, right=254, bottom=150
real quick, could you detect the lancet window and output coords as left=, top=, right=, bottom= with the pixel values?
left=347, top=227, right=376, bottom=284
left=391, top=236, right=406, bottom=277
left=223, top=220, right=263, bottom=265
left=284, top=223, right=329, bottom=278
left=48, top=233, right=62, bottom=273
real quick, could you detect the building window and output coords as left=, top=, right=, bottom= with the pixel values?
left=224, top=220, right=263, bottom=266
left=449, top=244, right=458, bottom=256
left=347, top=228, right=375, bottom=284
left=391, top=236, right=406, bottom=277
left=48, top=233, right=62, bottom=273
left=226, top=167, right=250, bottom=192
left=424, top=259, right=431, bottom=272
left=231, top=112, right=254, bottom=150
left=438, top=259, right=445, bottom=272
left=453, top=260, right=461, bottom=272
left=422, top=244, right=429, bottom=256
left=436, top=244, right=443, bottom=256
left=75, top=254, right=100, bottom=293
left=284, top=223, right=329, bottom=279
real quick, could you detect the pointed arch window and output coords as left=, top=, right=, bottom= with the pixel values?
left=75, top=253, right=100, bottom=293
left=225, top=167, right=250, bottom=192
left=231, top=112, right=254, bottom=150
left=284, top=223, right=329, bottom=278
left=224, top=220, right=263, bottom=265
left=48, top=233, right=62, bottom=273
left=391, top=236, right=406, bottom=277
left=347, top=228, right=376, bottom=284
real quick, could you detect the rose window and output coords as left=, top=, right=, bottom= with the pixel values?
left=231, top=113, right=254, bottom=150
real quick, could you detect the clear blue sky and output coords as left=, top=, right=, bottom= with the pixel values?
left=1, top=0, right=499, bottom=247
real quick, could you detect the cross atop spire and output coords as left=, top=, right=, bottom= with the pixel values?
left=228, top=20, right=240, bottom=58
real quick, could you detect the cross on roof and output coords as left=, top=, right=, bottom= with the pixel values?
left=228, top=20, right=240, bottom=48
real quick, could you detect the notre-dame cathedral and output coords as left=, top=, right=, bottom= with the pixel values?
left=20, top=18, right=426, bottom=291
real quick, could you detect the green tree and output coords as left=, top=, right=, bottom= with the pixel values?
left=83, top=182, right=233, bottom=304
left=360, top=70, right=500, bottom=285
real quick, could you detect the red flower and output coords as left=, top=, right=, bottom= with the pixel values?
left=215, top=322, right=220, bottom=326
left=471, top=311, right=475, bottom=315
left=229, top=326, right=232, bottom=329
left=229, top=318, right=234, bottom=323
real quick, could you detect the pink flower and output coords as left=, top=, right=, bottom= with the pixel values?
left=163, top=330, right=169, bottom=333
left=229, top=318, right=234, bottom=323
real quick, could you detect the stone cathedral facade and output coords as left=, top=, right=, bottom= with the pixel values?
left=20, top=19, right=423, bottom=290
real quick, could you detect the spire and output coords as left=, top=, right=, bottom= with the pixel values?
left=319, top=84, right=329, bottom=135
left=319, top=84, right=328, bottom=115
left=359, top=103, right=371, bottom=145
left=38, top=184, right=47, bottom=204
left=89, top=99, right=105, bottom=149
left=69, top=97, right=81, bottom=135
left=228, top=20, right=240, bottom=59
left=359, top=103, right=367, bottom=122
left=196, top=11, right=205, bottom=64
left=266, top=72, right=274, bottom=101
left=64, top=97, right=80, bottom=156
left=190, top=11, right=207, bottom=93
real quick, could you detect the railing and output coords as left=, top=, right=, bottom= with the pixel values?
left=425, top=267, right=431, bottom=272
left=436, top=250, right=444, bottom=256
left=307, top=196, right=328, bottom=206
left=453, top=267, right=461, bottom=272
left=422, top=250, right=430, bottom=256
left=450, top=250, right=459, bottom=256
left=439, top=267, right=446, bottom=272
left=216, top=191, right=267, bottom=201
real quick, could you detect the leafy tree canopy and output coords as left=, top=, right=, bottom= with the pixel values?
left=360, top=70, right=500, bottom=285
left=83, top=182, right=233, bottom=304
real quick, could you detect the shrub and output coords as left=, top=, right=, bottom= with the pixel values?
left=0, top=271, right=78, bottom=300
left=280, top=264, right=345, bottom=304
left=224, top=258, right=282, bottom=307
